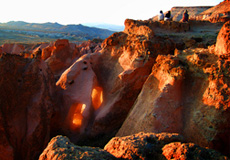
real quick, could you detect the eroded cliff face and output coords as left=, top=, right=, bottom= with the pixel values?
left=0, top=54, right=56, bottom=160
left=1, top=18, right=229, bottom=159
left=53, top=18, right=177, bottom=145
left=51, top=20, right=230, bottom=157
left=117, top=21, right=230, bottom=156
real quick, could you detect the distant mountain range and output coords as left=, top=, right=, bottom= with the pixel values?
left=83, top=23, right=125, bottom=32
left=0, top=21, right=116, bottom=44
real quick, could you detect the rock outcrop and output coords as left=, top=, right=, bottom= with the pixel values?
left=52, top=19, right=176, bottom=146
left=152, top=6, right=213, bottom=22
left=89, top=20, right=176, bottom=138
left=0, top=43, right=25, bottom=55
left=198, top=0, right=230, bottom=23
left=0, top=53, right=56, bottom=160
left=105, top=132, right=184, bottom=159
left=52, top=20, right=228, bottom=155
left=39, top=135, right=117, bottom=160
left=0, top=17, right=229, bottom=159
left=44, top=39, right=80, bottom=78
left=117, top=41, right=230, bottom=156
left=162, top=142, right=228, bottom=160
left=55, top=54, right=100, bottom=140
left=39, top=133, right=227, bottom=160
left=105, top=132, right=227, bottom=160
left=78, top=39, right=102, bottom=55
left=215, top=21, right=230, bottom=56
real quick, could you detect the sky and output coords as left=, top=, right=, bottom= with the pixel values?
left=0, top=0, right=223, bottom=26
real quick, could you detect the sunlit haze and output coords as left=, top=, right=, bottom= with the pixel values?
left=0, top=0, right=223, bottom=26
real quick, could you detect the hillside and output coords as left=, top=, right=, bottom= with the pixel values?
left=0, top=21, right=115, bottom=44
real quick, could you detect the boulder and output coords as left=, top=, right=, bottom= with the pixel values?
left=105, top=132, right=227, bottom=160
left=39, top=135, right=118, bottom=160
left=0, top=53, right=56, bottom=160
left=105, top=132, right=184, bottom=159
left=215, top=21, right=230, bottom=56
left=39, top=133, right=227, bottom=160
left=162, top=142, right=228, bottom=160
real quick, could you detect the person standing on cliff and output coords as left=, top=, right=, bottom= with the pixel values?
left=158, top=10, right=164, bottom=21
left=182, top=10, right=189, bottom=22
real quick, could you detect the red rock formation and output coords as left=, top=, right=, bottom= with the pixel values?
left=89, top=20, right=176, bottom=138
left=105, top=132, right=184, bottom=159
left=1, top=43, right=25, bottom=54
left=0, top=53, right=56, bottom=160
left=52, top=19, right=176, bottom=145
left=39, top=135, right=118, bottom=160
left=162, top=142, right=228, bottom=160
left=55, top=54, right=99, bottom=138
left=117, top=44, right=230, bottom=156
left=39, top=132, right=227, bottom=160
left=124, top=19, right=155, bottom=39
left=105, top=132, right=227, bottom=160
left=215, top=21, right=230, bottom=56
left=44, top=39, right=80, bottom=77
left=78, top=40, right=102, bottom=55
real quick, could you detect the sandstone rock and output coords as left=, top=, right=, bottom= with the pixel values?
left=55, top=53, right=101, bottom=140
left=39, top=133, right=227, bottom=160
left=39, top=135, right=117, bottom=160
left=0, top=53, right=56, bottom=160
left=152, top=6, right=212, bottom=22
left=117, top=47, right=230, bottom=156
left=162, top=142, right=228, bottom=160
left=45, top=39, right=80, bottom=77
left=149, top=20, right=190, bottom=33
left=215, top=21, right=230, bottom=56
left=0, top=115, right=14, bottom=160
left=105, top=132, right=227, bottom=159
left=1, top=43, right=25, bottom=54
left=117, top=55, right=185, bottom=136
left=89, top=20, right=175, bottom=139
left=105, top=132, right=184, bottom=159
left=124, top=19, right=154, bottom=39
left=199, top=1, right=230, bottom=23
left=78, top=40, right=102, bottom=55
left=52, top=19, right=176, bottom=146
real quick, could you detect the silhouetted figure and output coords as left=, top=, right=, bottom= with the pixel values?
left=165, top=11, right=172, bottom=21
left=158, top=10, right=164, bottom=21
left=182, top=10, right=189, bottom=22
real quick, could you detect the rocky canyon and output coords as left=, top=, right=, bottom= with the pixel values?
left=1, top=6, right=230, bottom=160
